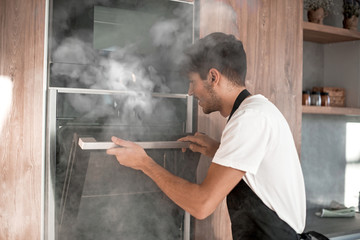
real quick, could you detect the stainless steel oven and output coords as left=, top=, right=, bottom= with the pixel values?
left=45, top=0, right=198, bottom=239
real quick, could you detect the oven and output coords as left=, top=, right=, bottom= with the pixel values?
left=44, top=0, right=199, bottom=239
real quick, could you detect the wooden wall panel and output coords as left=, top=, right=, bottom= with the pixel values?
left=236, top=0, right=303, bottom=150
left=195, top=0, right=303, bottom=239
left=0, top=0, right=46, bottom=239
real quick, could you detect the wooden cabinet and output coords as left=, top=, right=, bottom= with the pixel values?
left=0, top=0, right=305, bottom=239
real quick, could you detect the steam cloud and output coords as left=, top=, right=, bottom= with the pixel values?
left=51, top=1, right=193, bottom=125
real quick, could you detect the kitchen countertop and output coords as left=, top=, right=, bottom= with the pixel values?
left=305, top=210, right=360, bottom=239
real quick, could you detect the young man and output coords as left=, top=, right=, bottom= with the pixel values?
left=107, top=32, right=307, bottom=239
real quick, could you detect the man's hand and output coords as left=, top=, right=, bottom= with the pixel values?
left=178, top=132, right=220, bottom=158
left=106, top=136, right=154, bottom=171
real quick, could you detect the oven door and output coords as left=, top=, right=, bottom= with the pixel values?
left=45, top=88, right=198, bottom=240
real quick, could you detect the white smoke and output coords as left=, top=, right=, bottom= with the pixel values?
left=51, top=38, right=159, bottom=123
left=0, top=76, right=13, bottom=135
left=53, top=37, right=96, bottom=64
left=51, top=4, right=193, bottom=124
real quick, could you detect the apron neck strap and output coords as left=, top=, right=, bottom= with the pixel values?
left=227, top=89, right=251, bottom=122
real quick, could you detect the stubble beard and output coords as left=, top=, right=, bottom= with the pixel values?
left=201, top=84, right=221, bottom=114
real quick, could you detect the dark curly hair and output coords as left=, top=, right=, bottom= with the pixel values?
left=182, top=32, right=247, bottom=86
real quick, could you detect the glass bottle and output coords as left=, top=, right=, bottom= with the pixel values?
left=311, top=91, right=321, bottom=106
left=302, top=90, right=311, bottom=106
left=321, top=92, right=330, bottom=106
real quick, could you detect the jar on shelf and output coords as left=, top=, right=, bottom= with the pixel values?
left=311, top=91, right=321, bottom=106
left=302, top=90, right=311, bottom=106
left=321, top=92, right=330, bottom=106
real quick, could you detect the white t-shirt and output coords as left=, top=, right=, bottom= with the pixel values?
left=212, top=94, right=306, bottom=233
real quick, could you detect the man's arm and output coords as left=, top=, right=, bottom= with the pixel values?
left=106, top=136, right=245, bottom=219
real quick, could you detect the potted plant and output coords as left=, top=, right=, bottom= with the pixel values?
left=343, top=0, right=360, bottom=30
left=304, top=0, right=335, bottom=24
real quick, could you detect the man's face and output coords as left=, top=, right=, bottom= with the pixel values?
left=187, top=72, right=221, bottom=114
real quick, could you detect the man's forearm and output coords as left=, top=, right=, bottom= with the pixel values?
left=141, top=158, right=210, bottom=219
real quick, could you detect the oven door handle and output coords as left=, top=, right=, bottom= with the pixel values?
left=78, top=137, right=190, bottom=150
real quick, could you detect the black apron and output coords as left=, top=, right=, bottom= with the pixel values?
left=225, top=90, right=309, bottom=240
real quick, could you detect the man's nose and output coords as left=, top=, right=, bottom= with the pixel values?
left=188, top=86, right=193, bottom=96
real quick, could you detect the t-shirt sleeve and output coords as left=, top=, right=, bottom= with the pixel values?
left=212, top=109, right=271, bottom=174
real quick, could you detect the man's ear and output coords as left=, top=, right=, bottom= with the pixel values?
left=208, top=68, right=220, bottom=84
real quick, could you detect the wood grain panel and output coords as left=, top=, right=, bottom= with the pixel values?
left=195, top=0, right=303, bottom=239
left=232, top=0, right=303, bottom=152
left=0, top=0, right=46, bottom=239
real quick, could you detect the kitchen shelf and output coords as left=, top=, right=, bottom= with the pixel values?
left=302, top=105, right=360, bottom=116
left=303, top=21, right=360, bottom=43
